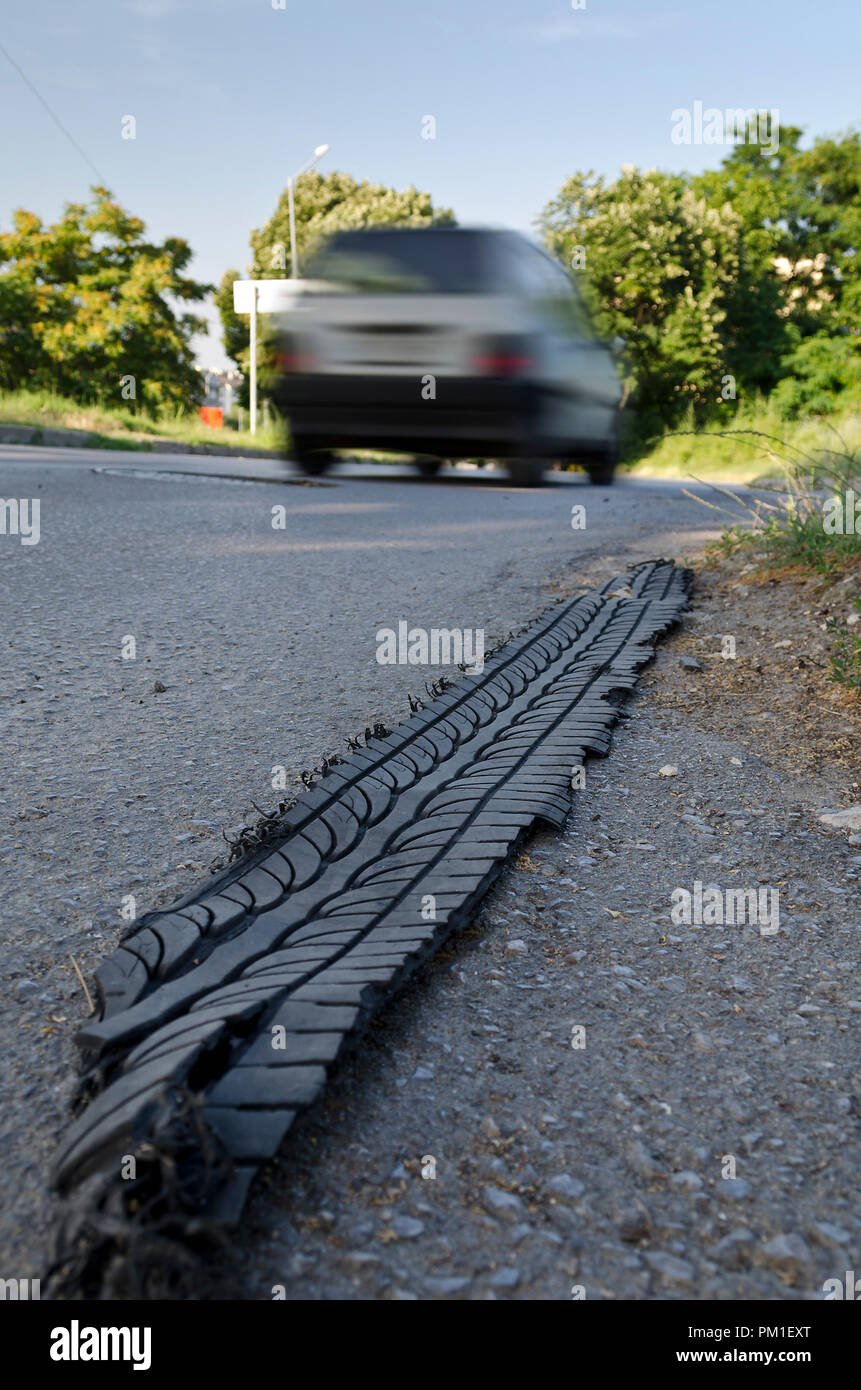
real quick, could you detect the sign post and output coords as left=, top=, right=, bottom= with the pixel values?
left=232, top=279, right=314, bottom=436
left=249, top=283, right=257, bottom=433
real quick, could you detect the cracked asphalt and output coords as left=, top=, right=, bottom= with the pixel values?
left=1, top=444, right=856, bottom=1298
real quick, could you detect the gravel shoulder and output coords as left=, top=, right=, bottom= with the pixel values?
left=229, top=549, right=860, bottom=1301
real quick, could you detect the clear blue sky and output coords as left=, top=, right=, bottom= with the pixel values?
left=2, top=0, right=858, bottom=368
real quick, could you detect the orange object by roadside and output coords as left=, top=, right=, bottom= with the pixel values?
left=199, top=406, right=223, bottom=428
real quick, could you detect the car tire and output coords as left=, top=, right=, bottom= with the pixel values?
left=584, top=412, right=620, bottom=486
left=414, top=456, right=442, bottom=477
left=585, top=458, right=616, bottom=486
left=292, top=439, right=334, bottom=476
left=507, top=458, right=546, bottom=487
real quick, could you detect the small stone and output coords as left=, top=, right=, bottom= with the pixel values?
left=715, top=1229, right=754, bottom=1266
left=811, top=1221, right=851, bottom=1249
left=679, top=656, right=703, bottom=670
left=483, top=1187, right=526, bottom=1220
left=658, top=765, right=679, bottom=777
left=730, top=757, right=743, bottom=766
left=391, top=1216, right=424, bottom=1239
left=505, top=939, right=528, bottom=954
left=818, top=805, right=861, bottom=832
left=424, top=1276, right=470, bottom=1294
left=153, top=680, right=166, bottom=693
left=796, top=1004, right=821, bottom=1017
left=761, top=1233, right=811, bottom=1269
left=670, top=1170, right=703, bottom=1192
left=547, top=1174, right=586, bottom=1201
left=412, top=1065, right=434, bottom=1080
left=618, top=1209, right=652, bottom=1243
left=644, top=1251, right=695, bottom=1284
left=720, top=1178, right=751, bottom=1200
left=626, top=1139, right=663, bottom=1179
left=773, top=639, right=792, bottom=648
left=488, top=1266, right=520, bottom=1288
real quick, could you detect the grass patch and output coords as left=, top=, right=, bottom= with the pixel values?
left=826, top=596, right=861, bottom=696
left=625, top=395, right=861, bottom=485
left=0, top=387, right=286, bottom=455
left=686, top=416, right=861, bottom=693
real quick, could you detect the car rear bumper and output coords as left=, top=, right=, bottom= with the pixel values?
left=273, top=372, right=543, bottom=456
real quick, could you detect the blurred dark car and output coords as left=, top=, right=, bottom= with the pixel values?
left=272, top=226, right=622, bottom=485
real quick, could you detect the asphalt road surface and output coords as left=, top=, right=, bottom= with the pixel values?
left=7, top=442, right=824, bottom=1297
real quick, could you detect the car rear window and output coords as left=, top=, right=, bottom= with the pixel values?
left=306, top=230, right=494, bottom=294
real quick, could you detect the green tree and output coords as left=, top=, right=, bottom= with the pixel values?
left=248, top=170, right=455, bottom=279
left=215, top=266, right=250, bottom=367
left=693, top=127, right=861, bottom=344
left=0, top=187, right=210, bottom=411
left=796, top=129, right=861, bottom=336
left=770, top=335, right=861, bottom=419
left=539, top=127, right=861, bottom=435
left=214, top=266, right=251, bottom=404
left=538, top=167, right=741, bottom=436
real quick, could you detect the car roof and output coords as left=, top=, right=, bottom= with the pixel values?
left=324, top=226, right=515, bottom=238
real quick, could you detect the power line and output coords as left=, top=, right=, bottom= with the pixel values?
left=0, top=39, right=108, bottom=186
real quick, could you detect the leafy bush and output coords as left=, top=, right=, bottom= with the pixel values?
left=826, top=596, right=861, bottom=693
left=771, top=336, right=861, bottom=419
left=539, top=126, right=860, bottom=438
left=0, top=190, right=211, bottom=412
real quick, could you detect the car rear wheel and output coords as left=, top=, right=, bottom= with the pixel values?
left=584, top=412, right=620, bottom=486
left=507, top=458, right=546, bottom=487
left=292, top=438, right=334, bottom=476
left=585, top=457, right=616, bottom=486
left=414, top=455, right=442, bottom=477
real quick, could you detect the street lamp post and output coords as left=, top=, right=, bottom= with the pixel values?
left=249, top=282, right=257, bottom=436
left=287, top=143, right=330, bottom=279
left=246, top=144, right=329, bottom=435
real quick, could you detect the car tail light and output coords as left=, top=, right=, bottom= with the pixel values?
left=275, top=339, right=315, bottom=372
left=472, top=336, right=535, bottom=377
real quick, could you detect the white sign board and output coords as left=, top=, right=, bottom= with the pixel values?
left=232, top=278, right=318, bottom=314
left=231, top=278, right=326, bottom=436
